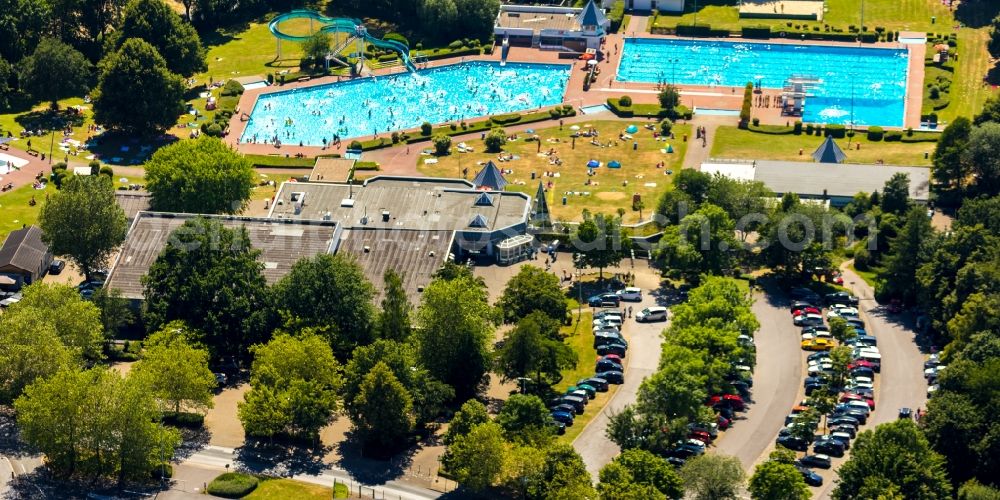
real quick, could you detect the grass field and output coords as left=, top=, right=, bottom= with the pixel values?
left=849, top=263, right=881, bottom=288
left=245, top=477, right=349, bottom=499
left=710, top=126, right=936, bottom=166
left=0, top=183, right=54, bottom=241
left=940, top=28, right=998, bottom=122
left=418, top=120, right=689, bottom=223
left=653, top=0, right=955, bottom=33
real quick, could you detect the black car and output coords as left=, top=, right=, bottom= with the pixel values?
left=580, top=377, right=609, bottom=392
left=597, top=343, right=627, bottom=357
left=831, top=424, right=857, bottom=438
left=588, top=293, right=621, bottom=307
left=796, top=454, right=832, bottom=469
left=730, top=381, right=751, bottom=399
left=796, top=465, right=824, bottom=487
left=550, top=403, right=576, bottom=415
left=846, top=318, right=866, bottom=330
left=804, top=383, right=826, bottom=396
left=48, top=259, right=66, bottom=275
left=560, top=396, right=587, bottom=414
left=850, top=367, right=876, bottom=380
left=832, top=408, right=869, bottom=424
left=813, top=438, right=845, bottom=457
left=666, top=456, right=686, bottom=468
left=594, top=334, right=626, bottom=348
left=776, top=435, right=809, bottom=452
left=825, top=292, right=859, bottom=306
left=597, top=370, right=624, bottom=384
left=549, top=420, right=566, bottom=435
left=899, top=407, right=913, bottom=419
left=828, top=415, right=861, bottom=429
left=596, top=359, right=624, bottom=373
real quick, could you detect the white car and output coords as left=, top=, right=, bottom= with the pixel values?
left=616, top=287, right=643, bottom=302
left=845, top=400, right=871, bottom=414
left=593, top=317, right=623, bottom=328
left=828, top=307, right=860, bottom=319
left=808, top=363, right=834, bottom=376
left=925, top=365, right=945, bottom=379
left=927, top=384, right=939, bottom=397
left=807, top=357, right=831, bottom=367
left=802, top=331, right=833, bottom=341
left=0, top=296, right=20, bottom=307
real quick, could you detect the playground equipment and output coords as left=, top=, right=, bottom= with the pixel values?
left=268, top=10, right=415, bottom=72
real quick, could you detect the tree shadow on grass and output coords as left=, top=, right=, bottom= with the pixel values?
left=13, top=108, right=86, bottom=133
left=233, top=438, right=333, bottom=478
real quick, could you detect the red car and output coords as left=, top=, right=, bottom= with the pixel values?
left=717, top=414, right=731, bottom=430
left=600, top=354, right=623, bottom=364
left=840, top=393, right=875, bottom=410
left=848, top=360, right=876, bottom=371
left=792, top=306, right=822, bottom=316
left=689, top=430, right=713, bottom=444
left=707, top=394, right=745, bottom=411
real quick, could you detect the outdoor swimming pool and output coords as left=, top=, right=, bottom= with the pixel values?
left=617, top=38, right=909, bottom=127
left=240, top=61, right=571, bottom=146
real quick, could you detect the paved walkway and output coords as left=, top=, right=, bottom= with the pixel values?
left=681, top=115, right=732, bottom=171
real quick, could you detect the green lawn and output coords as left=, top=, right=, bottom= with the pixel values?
left=245, top=477, right=349, bottom=499
left=939, top=28, right=998, bottom=123
left=0, top=183, right=55, bottom=241
left=419, top=120, right=689, bottom=224
left=653, top=0, right=954, bottom=33
left=849, top=263, right=881, bottom=288
left=710, top=126, right=935, bottom=166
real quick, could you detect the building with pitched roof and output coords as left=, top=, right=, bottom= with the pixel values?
left=812, top=136, right=848, bottom=164
left=0, top=226, right=52, bottom=287
left=472, top=161, right=509, bottom=191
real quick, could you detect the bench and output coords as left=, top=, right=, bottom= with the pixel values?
left=26, top=150, right=39, bottom=157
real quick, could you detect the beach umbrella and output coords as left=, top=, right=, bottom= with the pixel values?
left=525, top=129, right=535, bottom=134
left=626, top=125, right=638, bottom=134
left=570, top=125, right=581, bottom=131
left=579, top=53, right=595, bottom=61
left=587, top=59, right=598, bottom=66
left=934, top=43, right=949, bottom=52
left=608, top=160, right=622, bottom=168
left=587, top=159, right=600, bottom=168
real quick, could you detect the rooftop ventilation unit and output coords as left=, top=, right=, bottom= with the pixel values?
left=341, top=199, right=355, bottom=208
left=382, top=210, right=390, bottom=222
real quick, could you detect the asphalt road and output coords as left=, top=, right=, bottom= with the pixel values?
left=713, top=283, right=803, bottom=471
left=573, top=292, right=668, bottom=479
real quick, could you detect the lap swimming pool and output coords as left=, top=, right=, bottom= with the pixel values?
left=240, top=61, right=571, bottom=147
left=617, top=38, right=909, bottom=127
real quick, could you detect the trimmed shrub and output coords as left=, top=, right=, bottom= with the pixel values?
left=866, top=126, right=884, bottom=141
left=206, top=123, right=222, bottom=137
left=354, top=161, right=380, bottom=170
left=675, top=105, right=692, bottom=120
left=752, top=117, right=760, bottom=127
left=152, top=463, right=173, bottom=480
left=619, top=95, right=633, bottom=107
left=484, top=127, right=507, bottom=153
left=659, top=118, right=673, bottom=135
left=447, top=40, right=464, bottom=49
left=607, top=97, right=633, bottom=117
left=739, top=82, right=753, bottom=128
left=207, top=473, right=259, bottom=498
left=420, top=122, right=433, bottom=136
left=99, top=166, right=114, bottom=178
left=432, top=134, right=451, bottom=155
left=793, top=120, right=803, bottom=134
left=742, top=26, right=771, bottom=39
left=825, top=124, right=846, bottom=138
left=491, top=113, right=522, bottom=125
left=884, top=131, right=903, bottom=141
left=348, top=140, right=363, bottom=150
left=220, top=80, right=244, bottom=97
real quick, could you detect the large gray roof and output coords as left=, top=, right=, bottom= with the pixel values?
left=105, top=213, right=340, bottom=300
left=114, top=191, right=152, bottom=223
left=268, top=176, right=530, bottom=232
left=337, top=228, right=454, bottom=301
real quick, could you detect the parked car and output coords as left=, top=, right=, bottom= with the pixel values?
left=636, top=306, right=668, bottom=323
left=790, top=300, right=818, bottom=313
left=830, top=432, right=852, bottom=449
left=594, top=310, right=624, bottom=321
left=616, top=287, right=643, bottom=302
left=688, top=422, right=719, bottom=439
left=49, top=259, right=66, bottom=275
left=597, top=343, right=627, bottom=357
left=845, top=318, right=866, bottom=330
left=828, top=416, right=861, bottom=429
left=707, top=394, right=745, bottom=411
left=569, top=384, right=597, bottom=398
left=812, top=437, right=845, bottom=457
left=776, top=435, right=809, bottom=452
left=551, top=403, right=576, bottom=416
left=580, top=377, right=609, bottom=392
left=600, top=354, right=623, bottom=364
left=597, top=370, right=624, bottom=384
left=593, top=317, right=623, bottom=329
left=831, top=408, right=868, bottom=425
left=566, top=389, right=591, bottom=402
left=594, top=333, right=626, bottom=348
left=549, top=420, right=567, bottom=435
left=588, top=293, right=621, bottom=307
left=550, top=411, right=575, bottom=425
left=688, top=430, right=712, bottom=444
left=794, top=313, right=825, bottom=327
left=831, top=424, right=857, bottom=438
left=825, top=292, right=859, bottom=306
left=850, top=366, right=876, bottom=379
left=560, top=396, right=587, bottom=413
left=802, top=338, right=834, bottom=351
left=596, top=359, right=623, bottom=373
left=828, top=306, right=860, bottom=319
left=796, top=454, right=832, bottom=469
left=793, top=306, right=822, bottom=316
left=796, top=465, right=824, bottom=487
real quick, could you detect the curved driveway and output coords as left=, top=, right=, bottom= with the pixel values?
left=713, top=281, right=802, bottom=470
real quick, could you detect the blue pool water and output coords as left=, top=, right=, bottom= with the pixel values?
left=240, top=61, right=570, bottom=146
left=617, top=38, right=909, bottom=127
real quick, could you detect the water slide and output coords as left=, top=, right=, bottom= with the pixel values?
left=268, top=10, right=416, bottom=71
left=500, top=37, right=510, bottom=67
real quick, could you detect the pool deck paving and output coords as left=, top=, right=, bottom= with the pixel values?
left=225, top=29, right=926, bottom=161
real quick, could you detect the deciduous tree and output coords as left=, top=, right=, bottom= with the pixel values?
left=497, top=265, right=568, bottom=323
left=444, top=399, right=489, bottom=445
left=18, top=38, right=91, bottom=109
left=377, top=269, right=412, bottom=341
left=238, top=332, right=341, bottom=440
left=271, top=253, right=376, bottom=356
left=114, top=0, right=205, bottom=76
left=93, top=38, right=185, bottom=135
left=598, top=448, right=684, bottom=500
left=680, top=454, right=746, bottom=500
left=143, top=217, right=270, bottom=361
left=932, top=116, right=972, bottom=191
left=748, top=461, right=810, bottom=500
left=9, top=282, right=104, bottom=360
left=496, top=394, right=554, bottom=445
left=963, top=123, right=1000, bottom=197
left=878, top=206, right=934, bottom=304
left=443, top=421, right=506, bottom=492
left=573, top=212, right=632, bottom=278
left=0, top=307, right=73, bottom=404
left=654, top=203, right=738, bottom=281
left=144, top=136, right=255, bottom=214
left=833, top=419, right=952, bottom=499
left=495, top=311, right=576, bottom=387
left=415, top=274, right=495, bottom=399
left=132, top=325, right=216, bottom=415
left=353, top=362, right=414, bottom=449
left=39, top=175, right=128, bottom=279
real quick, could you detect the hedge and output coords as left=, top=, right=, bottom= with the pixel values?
left=608, top=0, right=625, bottom=33
left=492, top=113, right=522, bottom=125
left=415, top=47, right=481, bottom=62
left=354, top=161, right=380, bottom=170
left=221, top=80, right=244, bottom=97
left=748, top=124, right=796, bottom=135
left=207, top=473, right=259, bottom=498
left=742, top=26, right=771, bottom=38
left=825, top=124, right=846, bottom=138
left=384, top=32, right=409, bottom=48
left=867, top=126, right=884, bottom=141
left=607, top=97, right=634, bottom=117
left=243, top=154, right=315, bottom=168
left=883, top=131, right=903, bottom=141
left=675, top=23, right=730, bottom=37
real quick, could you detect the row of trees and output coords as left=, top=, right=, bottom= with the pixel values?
left=931, top=112, right=1000, bottom=202
left=335, top=0, right=499, bottom=42
left=1, top=285, right=220, bottom=483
